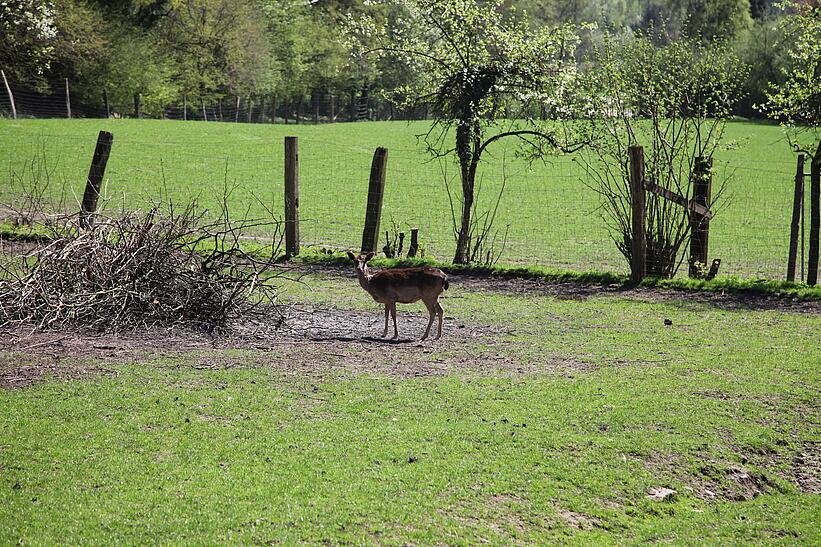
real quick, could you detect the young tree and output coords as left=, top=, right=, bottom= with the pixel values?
left=764, top=0, right=821, bottom=283
left=581, top=31, right=746, bottom=277
left=348, top=0, right=587, bottom=264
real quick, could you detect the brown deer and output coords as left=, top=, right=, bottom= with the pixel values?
left=346, top=251, right=449, bottom=340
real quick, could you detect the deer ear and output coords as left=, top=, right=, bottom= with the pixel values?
left=365, top=252, right=375, bottom=262
left=346, top=251, right=356, bottom=261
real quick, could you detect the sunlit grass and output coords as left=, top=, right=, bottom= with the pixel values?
left=0, top=118, right=801, bottom=279
left=1, top=272, right=818, bottom=543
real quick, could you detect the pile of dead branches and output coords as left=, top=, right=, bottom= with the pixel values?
left=0, top=204, right=286, bottom=332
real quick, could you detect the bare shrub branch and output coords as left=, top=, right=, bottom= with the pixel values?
left=0, top=203, right=287, bottom=333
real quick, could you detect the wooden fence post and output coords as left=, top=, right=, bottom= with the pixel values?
left=628, top=145, right=646, bottom=282
left=284, top=136, right=300, bottom=258
left=361, top=147, right=389, bottom=253
left=80, top=131, right=114, bottom=228
left=183, top=94, right=188, bottom=121
left=234, top=96, right=240, bottom=123
left=134, top=93, right=142, bottom=118
left=201, top=97, right=208, bottom=121
left=408, top=228, right=419, bottom=258
left=689, top=157, right=713, bottom=278
left=103, top=88, right=110, bottom=118
left=65, top=78, right=71, bottom=119
left=787, top=154, right=805, bottom=282
left=808, top=151, right=821, bottom=286
left=1, top=70, right=17, bottom=119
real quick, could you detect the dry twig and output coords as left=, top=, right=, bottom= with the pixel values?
left=0, top=203, right=287, bottom=332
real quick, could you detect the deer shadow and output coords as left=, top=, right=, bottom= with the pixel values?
left=308, top=334, right=420, bottom=345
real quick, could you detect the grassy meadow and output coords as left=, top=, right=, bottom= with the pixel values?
left=0, top=118, right=801, bottom=278
left=0, top=118, right=817, bottom=544
left=1, top=272, right=819, bottom=543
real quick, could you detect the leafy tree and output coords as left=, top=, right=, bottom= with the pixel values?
left=764, top=0, right=820, bottom=284
left=522, top=0, right=753, bottom=40
left=43, top=0, right=178, bottom=115
left=764, top=0, right=820, bottom=153
left=682, top=0, right=752, bottom=40
left=734, top=14, right=789, bottom=116
left=101, top=23, right=179, bottom=116
left=47, top=0, right=116, bottom=106
left=348, top=0, right=587, bottom=264
left=156, top=0, right=273, bottom=99
left=262, top=0, right=350, bottom=116
left=749, top=0, right=781, bottom=17
left=0, top=0, right=58, bottom=89
left=581, top=31, right=746, bottom=277
left=91, top=0, right=172, bottom=29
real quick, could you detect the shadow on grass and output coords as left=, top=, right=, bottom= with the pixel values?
left=309, top=335, right=420, bottom=345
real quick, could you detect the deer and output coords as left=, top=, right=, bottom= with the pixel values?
left=346, top=251, right=449, bottom=341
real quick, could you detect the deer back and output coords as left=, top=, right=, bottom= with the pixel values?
left=369, top=267, right=447, bottom=303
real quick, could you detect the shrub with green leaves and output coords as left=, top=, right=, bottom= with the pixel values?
left=580, top=30, right=747, bottom=277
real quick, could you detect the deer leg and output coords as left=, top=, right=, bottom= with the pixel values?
left=382, top=304, right=389, bottom=337
left=421, top=300, right=436, bottom=341
left=434, top=300, right=444, bottom=340
left=390, top=302, right=398, bottom=339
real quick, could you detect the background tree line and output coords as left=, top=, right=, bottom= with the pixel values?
left=0, top=0, right=799, bottom=119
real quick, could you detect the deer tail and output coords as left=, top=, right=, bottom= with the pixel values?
left=443, top=278, right=449, bottom=291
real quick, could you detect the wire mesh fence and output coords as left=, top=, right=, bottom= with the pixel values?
left=0, top=76, right=425, bottom=124
left=0, top=118, right=811, bottom=284
left=0, top=74, right=813, bottom=282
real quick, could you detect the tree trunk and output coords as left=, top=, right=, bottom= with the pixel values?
left=453, top=117, right=480, bottom=264
left=808, top=140, right=821, bottom=285
left=453, top=181, right=474, bottom=264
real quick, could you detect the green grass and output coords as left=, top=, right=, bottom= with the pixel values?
left=0, top=118, right=804, bottom=280
left=1, top=273, right=819, bottom=543
left=300, top=249, right=821, bottom=299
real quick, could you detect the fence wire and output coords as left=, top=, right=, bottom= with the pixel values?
left=0, top=81, right=812, bottom=282
left=0, top=77, right=423, bottom=123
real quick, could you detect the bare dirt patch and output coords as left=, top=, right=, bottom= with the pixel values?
left=0, top=238, right=40, bottom=257
left=0, top=302, right=573, bottom=388
left=635, top=450, right=788, bottom=502
left=789, top=441, right=821, bottom=494
left=0, top=353, right=117, bottom=389
left=556, top=509, right=602, bottom=531
left=2, top=262, right=816, bottom=390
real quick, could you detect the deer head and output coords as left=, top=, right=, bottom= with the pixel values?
left=346, top=251, right=375, bottom=276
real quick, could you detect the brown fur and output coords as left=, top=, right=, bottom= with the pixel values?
left=347, top=252, right=448, bottom=340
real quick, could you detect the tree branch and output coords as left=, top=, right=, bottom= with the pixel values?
left=364, top=47, right=453, bottom=70
left=478, top=129, right=587, bottom=157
